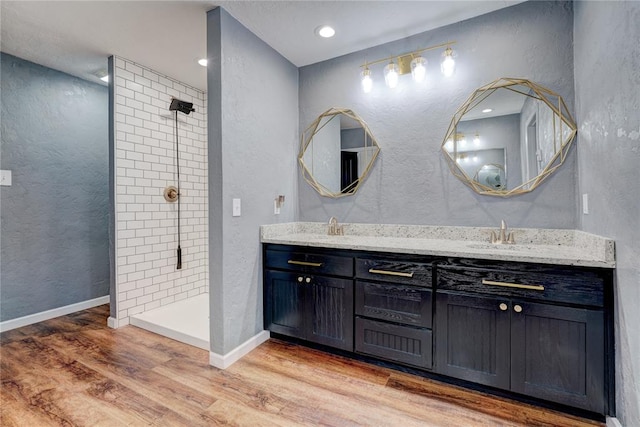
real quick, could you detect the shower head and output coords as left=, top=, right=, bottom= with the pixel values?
left=169, top=98, right=195, bottom=115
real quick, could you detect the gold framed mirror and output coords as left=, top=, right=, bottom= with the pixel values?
left=442, top=78, right=577, bottom=197
left=299, top=108, right=380, bottom=198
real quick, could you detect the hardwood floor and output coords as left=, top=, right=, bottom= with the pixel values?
left=1, top=305, right=603, bottom=427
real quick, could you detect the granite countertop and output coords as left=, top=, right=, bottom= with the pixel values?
left=260, top=222, right=615, bottom=268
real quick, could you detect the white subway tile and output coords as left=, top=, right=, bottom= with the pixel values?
left=136, top=261, right=153, bottom=272
left=142, top=69, right=159, bottom=82
left=135, top=91, right=152, bottom=105
left=125, top=61, right=143, bottom=76
left=116, top=83, right=133, bottom=99
left=137, top=294, right=153, bottom=305
left=145, top=300, right=161, bottom=311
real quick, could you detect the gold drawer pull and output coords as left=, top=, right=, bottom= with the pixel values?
left=369, top=269, right=414, bottom=278
left=287, top=260, right=323, bottom=267
left=482, top=279, right=544, bottom=291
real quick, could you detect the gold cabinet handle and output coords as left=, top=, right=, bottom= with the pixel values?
left=287, top=260, right=323, bottom=267
left=499, top=303, right=508, bottom=311
left=514, top=304, right=523, bottom=313
left=482, top=279, right=544, bottom=291
left=368, top=269, right=414, bottom=278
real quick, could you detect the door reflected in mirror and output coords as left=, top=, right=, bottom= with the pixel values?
left=300, top=108, right=380, bottom=198
left=442, top=78, right=576, bottom=197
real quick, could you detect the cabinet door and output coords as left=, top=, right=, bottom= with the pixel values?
left=308, top=275, right=354, bottom=351
left=264, top=270, right=305, bottom=339
left=435, top=292, right=511, bottom=390
left=510, top=301, right=605, bottom=413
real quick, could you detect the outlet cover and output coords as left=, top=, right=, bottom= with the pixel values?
left=232, top=198, right=241, bottom=217
left=0, top=170, right=12, bottom=186
left=582, top=193, right=589, bottom=214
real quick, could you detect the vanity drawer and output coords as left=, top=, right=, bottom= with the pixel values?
left=265, top=248, right=353, bottom=277
left=355, top=281, right=432, bottom=328
left=355, top=317, right=432, bottom=369
left=356, top=257, right=432, bottom=287
left=437, top=266, right=604, bottom=307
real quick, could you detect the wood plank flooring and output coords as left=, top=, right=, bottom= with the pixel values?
left=1, top=304, right=604, bottom=426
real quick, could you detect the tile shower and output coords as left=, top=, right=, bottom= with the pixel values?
left=109, top=56, right=208, bottom=344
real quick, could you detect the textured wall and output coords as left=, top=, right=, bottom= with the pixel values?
left=207, top=8, right=299, bottom=354
left=298, top=1, right=576, bottom=229
left=574, top=2, right=640, bottom=424
left=0, top=53, right=109, bottom=321
left=110, top=57, right=208, bottom=326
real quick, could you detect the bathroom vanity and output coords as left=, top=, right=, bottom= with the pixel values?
left=261, top=223, right=615, bottom=418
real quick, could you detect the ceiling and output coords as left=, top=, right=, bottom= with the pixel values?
left=0, top=1, right=523, bottom=92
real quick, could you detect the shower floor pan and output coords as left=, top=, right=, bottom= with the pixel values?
left=130, top=293, right=209, bottom=350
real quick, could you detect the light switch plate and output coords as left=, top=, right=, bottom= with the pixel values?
left=0, top=170, right=12, bottom=186
left=582, top=193, right=589, bottom=215
left=232, top=198, right=241, bottom=217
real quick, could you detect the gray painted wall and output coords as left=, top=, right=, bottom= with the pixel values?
left=207, top=8, right=298, bottom=354
left=0, top=53, right=109, bottom=321
left=574, top=2, right=640, bottom=424
left=298, top=1, right=576, bottom=229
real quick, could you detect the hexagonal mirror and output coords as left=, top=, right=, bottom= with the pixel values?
left=299, top=108, right=380, bottom=198
left=442, top=78, right=577, bottom=197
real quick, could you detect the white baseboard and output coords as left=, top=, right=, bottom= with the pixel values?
left=107, top=316, right=118, bottom=329
left=209, top=330, right=270, bottom=369
left=107, top=316, right=130, bottom=329
left=0, top=296, right=110, bottom=333
left=606, top=417, right=623, bottom=427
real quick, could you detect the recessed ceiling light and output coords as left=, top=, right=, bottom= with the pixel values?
left=198, top=58, right=208, bottom=67
left=315, top=25, right=335, bottom=38
left=482, top=108, right=493, bottom=113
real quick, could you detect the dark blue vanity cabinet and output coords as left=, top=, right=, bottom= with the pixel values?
left=264, top=245, right=354, bottom=351
left=354, top=256, right=434, bottom=369
left=435, top=260, right=611, bottom=414
left=262, top=244, right=614, bottom=418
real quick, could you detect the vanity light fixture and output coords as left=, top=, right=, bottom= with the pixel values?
left=441, top=46, right=456, bottom=77
left=473, top=132, right=480, bottom=145
left=457, top=133, right=467, bottom=147
left=446, top=132, right=468, bottom=153
left=410, top=56, right=427, bottom=82
left=383, top=61, right=399, bottom=88
left=359, top=41, right=456, bottom=93
left=361, top=67, right=373, bottom=93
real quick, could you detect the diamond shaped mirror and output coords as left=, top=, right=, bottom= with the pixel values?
left=442, top=78, right=577, bottom=197
left=299, top=108, right=380, bottom=198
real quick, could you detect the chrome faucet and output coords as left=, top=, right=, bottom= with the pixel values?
left=328, top=216, right=344, bottom=236
left=490, top=220, right=515, bottom=244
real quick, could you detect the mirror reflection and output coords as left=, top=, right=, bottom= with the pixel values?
left=300, top=108, right=380, bottom=198
left=442, top=78, right=576, bottom=197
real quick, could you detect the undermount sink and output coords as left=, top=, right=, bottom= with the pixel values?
left=465, top=243, right=535, bottom=251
